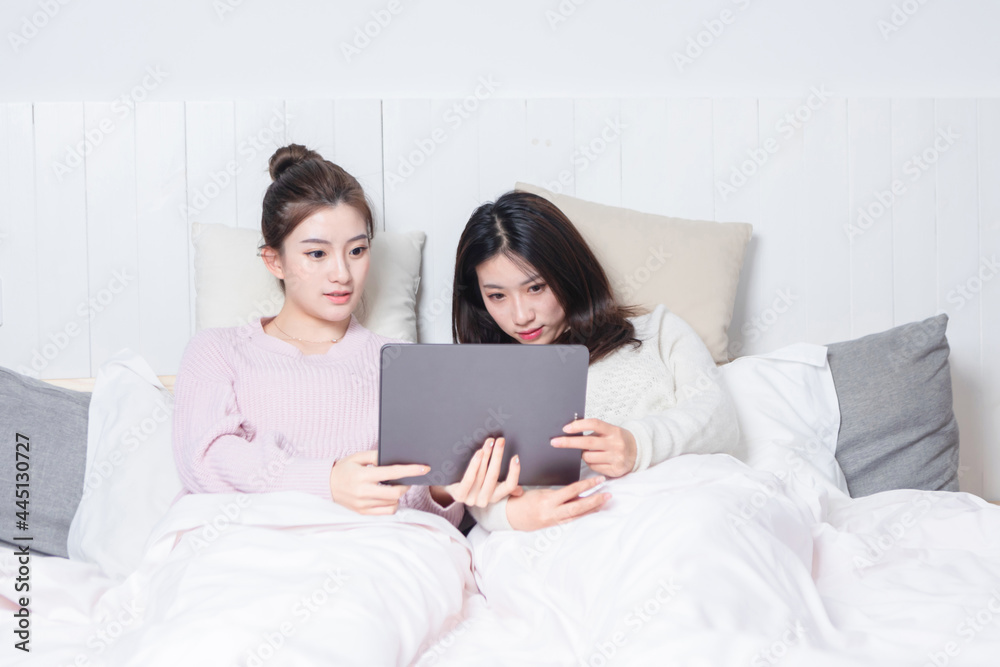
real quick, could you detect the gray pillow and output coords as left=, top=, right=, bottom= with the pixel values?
left=826, top=314, right=959, bottom=497
left=0, top=367, right=90, bottom=557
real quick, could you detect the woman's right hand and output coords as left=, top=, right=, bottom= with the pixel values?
left=328, top=450, right=430, bottom=515
left=505, top=476, right=611, bottom=531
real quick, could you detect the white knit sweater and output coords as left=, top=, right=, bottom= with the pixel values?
left=469, top=304, right=741, bottom=531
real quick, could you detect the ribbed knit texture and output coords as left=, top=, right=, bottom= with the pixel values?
left=172, top=314, right=464, bottom=527
left=470, top=304, right=741, bottom=531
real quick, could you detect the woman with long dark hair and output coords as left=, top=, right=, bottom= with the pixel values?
left=452, top=191, right=740, bottom=531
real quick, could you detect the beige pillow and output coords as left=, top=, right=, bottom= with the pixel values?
left=514, top=183, right=752, bottom=363
left=191, top=222, right=424, bottom=342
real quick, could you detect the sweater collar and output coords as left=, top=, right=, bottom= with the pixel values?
left=244, top=314, right=372, bottom=361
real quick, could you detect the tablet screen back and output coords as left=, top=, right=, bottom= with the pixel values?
left=378, top=343, right=589, bottom=486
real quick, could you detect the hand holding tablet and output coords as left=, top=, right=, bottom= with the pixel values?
left=435, top=436, right=524, bottom=508
left=377, top=343, right=590, bottom=486
left=550, top=418, right=639, bottom=479
left=328, top=450, right=430, bottom=515
left=504, top=476, right=610, bottom=531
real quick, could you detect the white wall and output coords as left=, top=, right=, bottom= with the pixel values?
left=2, top=0, right=999, bottom=101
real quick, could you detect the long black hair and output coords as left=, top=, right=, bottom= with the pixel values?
left=452, top=191, right=642, bottom=364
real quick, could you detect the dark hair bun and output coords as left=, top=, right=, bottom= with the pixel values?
left=269, top=144, right=322, bottom=181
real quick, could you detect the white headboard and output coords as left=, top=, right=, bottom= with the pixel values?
left=1, top=97, right=997, bottom=499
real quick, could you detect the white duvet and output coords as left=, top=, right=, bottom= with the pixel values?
left=1, top=493, right=476, bottom=667
left=419, top=453, right=1000, bottom=666
left=4, top=346, right=1000, bottom=666
left=3, top=452, right=1000, bottom=666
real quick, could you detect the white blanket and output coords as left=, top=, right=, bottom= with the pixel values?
left=416, top=454, right=1000, bottom=667
left=4, top=456, right=999, bottom=666
left=1, top=492, right=476, bottom=667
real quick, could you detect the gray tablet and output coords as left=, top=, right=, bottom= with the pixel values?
left=378, top=343, right=589, bottom=486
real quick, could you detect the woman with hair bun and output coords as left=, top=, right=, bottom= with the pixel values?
left=172, top=144, right=518, bottom=522
left=166, top=144, right=523, bottom=664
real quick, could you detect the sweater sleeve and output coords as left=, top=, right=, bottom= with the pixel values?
left=621, top=306, right=741, bottom=472
left=467, top=497, right=513, bottom=532
left=172, top=330, right=335, bottom=498
left=401, top=486, right=466, bottom=528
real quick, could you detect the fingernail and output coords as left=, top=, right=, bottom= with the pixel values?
left=550, top=438, right=560, bottom=447
left=424, top=466, right=431, bottom=472
left=597, top=476, right=606, bottom=483
left=513, top=455, right=519, bottom=464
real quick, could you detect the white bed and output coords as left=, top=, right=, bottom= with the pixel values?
left=2, top=339, right=998, bottom=667
left=3, top=186, right=998, bottom=666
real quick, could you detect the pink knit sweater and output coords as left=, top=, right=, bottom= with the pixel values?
left=171, top=314, right=464, bottom=527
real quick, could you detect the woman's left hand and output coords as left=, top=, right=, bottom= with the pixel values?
left=429, top=437, right=523, bottom=508
left=551, top=418, right=637, bottom=478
